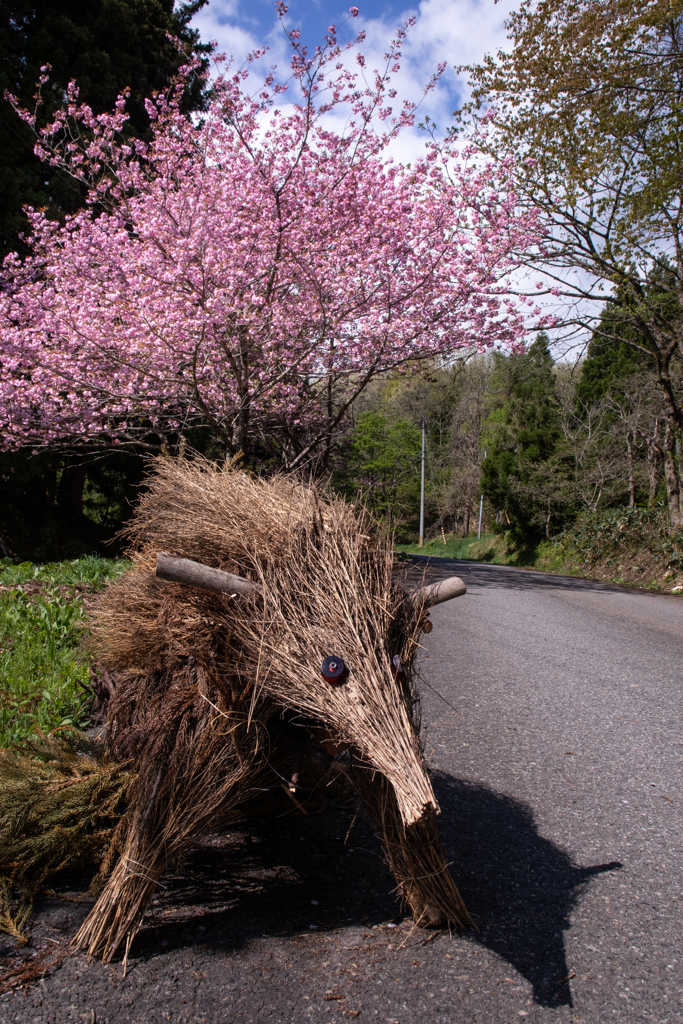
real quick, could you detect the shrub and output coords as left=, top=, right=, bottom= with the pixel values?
left=564, top=506, right=683, bottom=570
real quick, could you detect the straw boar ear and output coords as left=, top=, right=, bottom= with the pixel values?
left=413, top=575, right=466, bottom=607
left=156, top=552, right=259, bottom=596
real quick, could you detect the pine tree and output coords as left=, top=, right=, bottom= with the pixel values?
left=0, top=0, right=209, bottom=258
left=576, top=270, right=681, bottom=509
left=481, top=333, right=564, bottom=540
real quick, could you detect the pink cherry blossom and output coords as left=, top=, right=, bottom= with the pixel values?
left=0, top=19, right=548, bottom=465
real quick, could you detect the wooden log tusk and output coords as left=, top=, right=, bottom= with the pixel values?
left=413, top=575, right=466, bottom=607
left=156, top=552, right=260, bottom=597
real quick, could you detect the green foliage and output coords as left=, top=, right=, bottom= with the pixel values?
left=563, top=506, right=683, bottom=571
left=333, top=359, right=491, bottom=542
left=0, top=0, right=209, bottom=257
left=457, top=0, right=683, bottom=261
left=336, top=412, right=422, bottom=527
left=0, top=556, right=126, bottom=748
left=0, top=553, right=125, bottom=588
left=576, top=332, right=650, bottom=409
left=481, top=334, right=569, bottom=540
left=576, top=268, right=681, bottom=408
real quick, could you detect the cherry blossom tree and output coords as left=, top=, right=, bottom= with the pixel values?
left=0, top=6, right=547, bottom=467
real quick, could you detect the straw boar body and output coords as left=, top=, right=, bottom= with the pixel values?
left=74, top=458, right=470, bottom=961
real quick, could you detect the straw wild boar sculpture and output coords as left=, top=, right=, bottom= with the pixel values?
left=58, top=458, right=470, bottom=961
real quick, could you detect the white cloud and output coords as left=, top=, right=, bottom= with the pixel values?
left=191, top=0, right=517, bottom=124
left=192, top=0, right=274, bottom=66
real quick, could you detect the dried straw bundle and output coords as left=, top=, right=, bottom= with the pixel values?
left=73, top=456, right=470, bottom=960
left=351, top=765, right=470, bottom=929
left=0, top=732, right=132, bottom=944
left=75, top=661, right=282, bottom=962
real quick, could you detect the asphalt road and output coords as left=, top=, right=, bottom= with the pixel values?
left=1, top=559, right=682, bottom=1024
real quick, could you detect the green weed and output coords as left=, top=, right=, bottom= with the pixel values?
left=0, top=557, right=127, bottom=749
left=395, top=533, right=498, bottom=560
left=0, top=554, right=125, bottom=589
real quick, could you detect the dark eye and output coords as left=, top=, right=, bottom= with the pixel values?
left=321, top=656, right=349, bottom=685
left=392, top=655, right=405, bottom=678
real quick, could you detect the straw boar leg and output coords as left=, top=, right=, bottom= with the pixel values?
left=73, top=839, right=165, bottom=962
left=352, top=766, right=471, bottom=931
left=74, top=772, right=252, bottom=962
left=74, top=724, right=272, bottom=961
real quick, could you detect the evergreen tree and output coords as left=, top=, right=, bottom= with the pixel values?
left=481, top=333, right=565, bottom=540
left=575, top=276, right=673, bottom=409
left=576, top=329, right=648, bottom=409
left=0, top=0, right=209, bottom=257
left=575, top=271, right=681, bottom=508
left=335, top=412, right=421, bottom=531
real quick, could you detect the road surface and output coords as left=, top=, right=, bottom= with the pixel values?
left=1, top=559, right=681, bottom=1023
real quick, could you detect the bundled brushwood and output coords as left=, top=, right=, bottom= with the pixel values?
left=70, top=456, right=469, bottom=961
left=0, top=731, right=133, bottom=944
left=351, top=764, right=470, bottom=929
left=75, top=662, right=280, bottom=963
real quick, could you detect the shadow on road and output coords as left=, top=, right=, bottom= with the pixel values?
left=100, top=774, right=622, bottom=1009
left=406, top=553, right=633, bottom=595
left=433, top=772, right=621, bottom=1007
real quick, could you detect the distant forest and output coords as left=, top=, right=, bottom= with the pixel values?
left=336, top=327, right=676, bottom=546
left=2, top=324, right=677, bottom=561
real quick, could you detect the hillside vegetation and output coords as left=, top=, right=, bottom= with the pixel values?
left=399, top=507, right=683, bottom=594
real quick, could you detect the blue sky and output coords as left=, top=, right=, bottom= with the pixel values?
left=190, top=0, right=517, bottom=153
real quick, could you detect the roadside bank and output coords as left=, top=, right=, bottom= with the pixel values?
left=397, top=507, right=683, bottom=594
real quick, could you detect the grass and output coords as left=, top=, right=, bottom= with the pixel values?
left=396, top=531, right=536, bottom=565
left=0, top=556, right=127, bottom=749
left=395, top=532, right=499, bottom=560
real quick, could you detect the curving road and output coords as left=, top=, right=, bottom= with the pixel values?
left=413, top=555, right=683, bottom=1022
left=1, top=559, right=682, bottom=1023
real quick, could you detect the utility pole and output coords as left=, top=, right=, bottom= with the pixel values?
left=477, top=450, right=487, bottom=540
left=419, top=420, right=426, bottom=547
